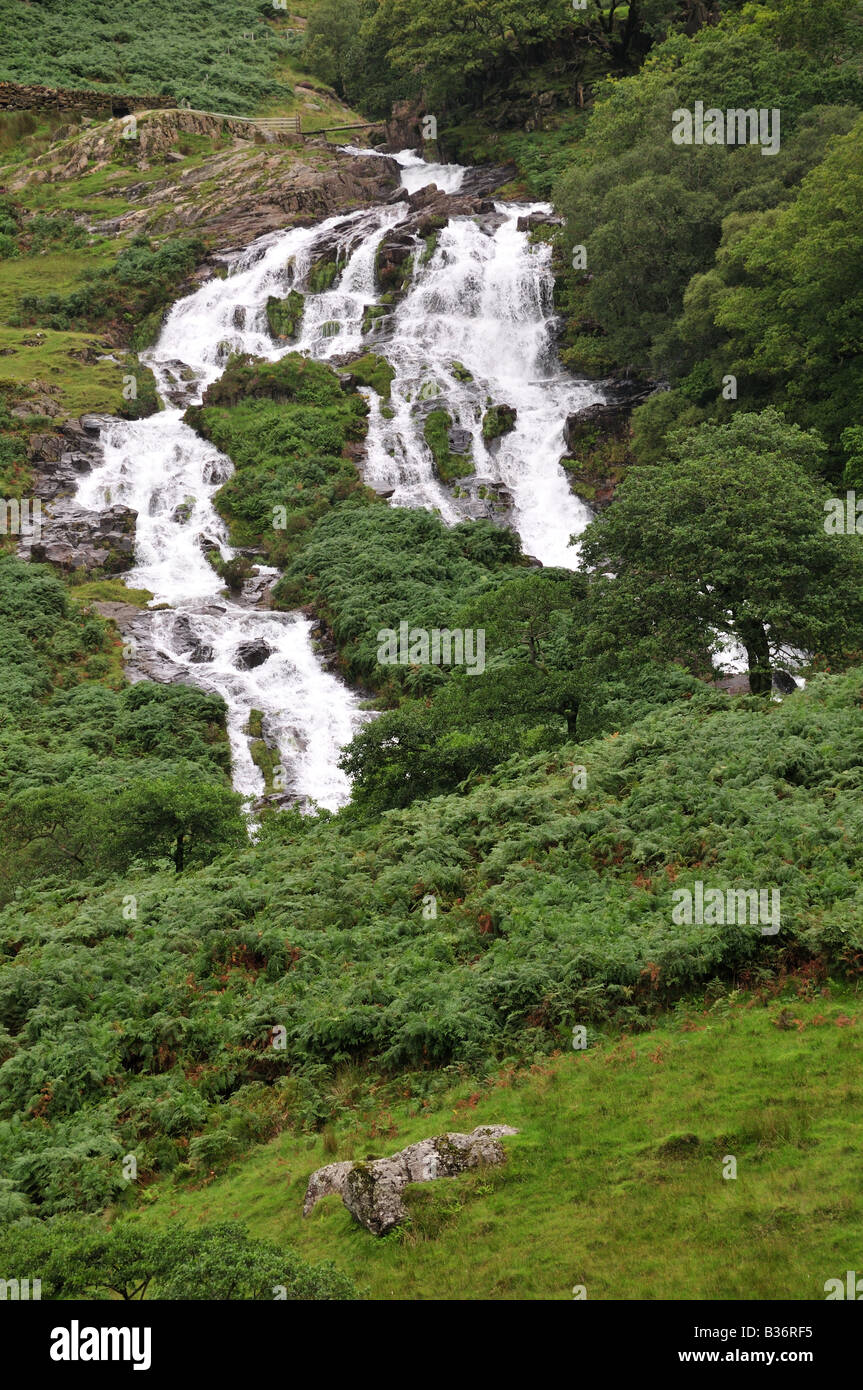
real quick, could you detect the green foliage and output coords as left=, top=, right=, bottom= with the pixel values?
left=340, top=569, right=587, bottom=810
left=482, top=404, right=517, bottom=441
left=3, top=665, right=863, bottom=1212
left=125, top=989, right=863, bottom=1301
left=108, top=773, right=246, bottom=873
left=0, top=0, right=298, bottom=115
left=0, top=1217, right=356, bottom=1299
left=275, top=506, right=521, bottom=687
left=265, top=291, right=304, bottom=342
left=554, top=1, right=863, bottom=374
left=19, top=233, right=205, bottom=335
left=423, top=408, right=472, bottom=482
left=345, top=352, right=396, bottom=400
left=307, top=0, right=660, bottom=116
left=0, top=196, right=88, bottom=259
left=704, top=118, right=863, bottom=469
left=184, top=352, right=376, bottom=567
left=580, top=410, right=863, bottom=692
left=0, top=555, right=242, bottom=893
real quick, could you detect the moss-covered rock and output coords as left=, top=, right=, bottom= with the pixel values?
left=375, top=236, right=414, bottom=294
left=343, top=352, right=396, bottom=400
left=307, top=258, right=340, bottom=295
left=424, top=408, right=474, bottom=483
left=361, top=302, right=389, bottom=336
left=205, top=549, right=254, bottom=593
left=265, top=290, right=304, bottom=342
left=482, top=403, right=517, bottom=441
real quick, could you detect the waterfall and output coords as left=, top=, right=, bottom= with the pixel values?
left=75, top=152, right=601, bottom=810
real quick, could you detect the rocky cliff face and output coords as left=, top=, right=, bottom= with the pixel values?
left=10, top=109, right=402, bottom=251
left=560, top=386, right=660, bottom=511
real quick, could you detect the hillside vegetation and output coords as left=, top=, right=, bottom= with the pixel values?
left=0, top=0, right=862, bottom=1302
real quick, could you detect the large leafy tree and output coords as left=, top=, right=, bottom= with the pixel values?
left=364, top=0, right=575, bottom=107
left=554, top=0, right=863, bottom=374
left=712, top=117, right=863, bottom=463
left=0, top=1218, right=356, bottom=1300
left=109, top=769, right=246, bottom=872
left=579, top=410, right=863, bottom=693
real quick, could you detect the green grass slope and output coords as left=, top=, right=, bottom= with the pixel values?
left=134, top=981, right=863, bottom=1300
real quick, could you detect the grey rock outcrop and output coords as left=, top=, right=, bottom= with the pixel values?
left=28, top=418, right=106, bottom=501
left=235, top=638, right=272, bottom=670
left=303, top=1125, right=519, bottom=1235
left=25, top=499, right=137, bottom=573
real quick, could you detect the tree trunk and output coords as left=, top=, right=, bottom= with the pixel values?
left=174, top=832, right=185, bottom=873
left=740, top=620, right=772, bottom=696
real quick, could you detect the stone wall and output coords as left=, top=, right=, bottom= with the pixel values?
left=0, top=80, right=175, bottom=117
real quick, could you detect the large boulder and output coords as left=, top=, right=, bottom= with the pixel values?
left=303, top=1125, right=519, bottom=1235
left=25, top=500, right=137, bottom=573
left=234, top=638, right=272, bottom=670
left=28, top=418, right=105, bottom=501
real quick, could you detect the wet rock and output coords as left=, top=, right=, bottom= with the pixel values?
left=406, top=183, right=440, bottom=210
left=169, top=613, right=212, bottom=663
left=561, top=396, right=653, bottom=513
left=457, top=164, right=518, bottom=199
left=451, top=476, right=514, bottom=525
left=483, top=404, right=517, bottom=442
left=564, top=399, right=635, bottom=453
left=91, top=602, right=202, bottom=686
left=447, top=427, right=472, bottom=455
left=235, top=638, right=272, bottom=670
left=476, top=212, right=508, bottom=236
left=25, top=500, right=137, bottom=574
left=171, top=613, right=197, bottom=651
left=376, top=232, right=415, bottom=293
left=383, top=100, right=423, bottom=151
left=517, top=210, right=563, bottom=232
left=265, top=290, right=304, bottom=342
left=772, top=669, right=799, bottom=695
left=303, top=1125, right=519, bottom=1235
left=159, top=360, right=199, bottom=408
left=28, top=420, right=105, bottom=500
left=35, top=113, right=404, bottom=251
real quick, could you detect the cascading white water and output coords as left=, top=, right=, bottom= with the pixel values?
left=75, top=150, right=603, bottom=809
left=75, top=215, right=386, bottom=811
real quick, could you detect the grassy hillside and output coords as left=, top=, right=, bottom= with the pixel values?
left=1, top=0, right=863, bottom=1304
left=0, top=0, right=362, bottom=127
left=133, top=982, right=863, bottom=1300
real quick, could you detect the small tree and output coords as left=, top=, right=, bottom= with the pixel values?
left=579, top=410, right=863, bottom=693
left=0, top=1218, right=357, bottom=1301
left=110, top=769, right=245, bottom=871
